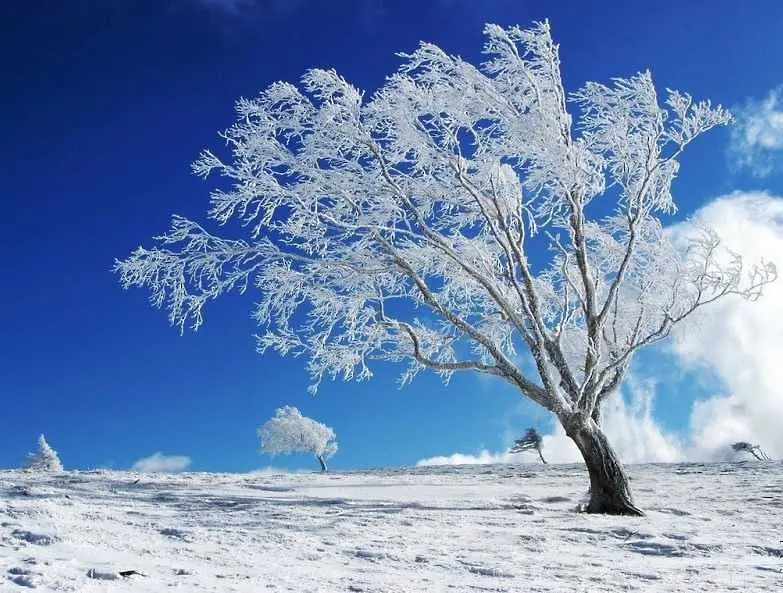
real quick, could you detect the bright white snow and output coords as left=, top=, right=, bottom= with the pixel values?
left=1, top=462, right=781, bottom=591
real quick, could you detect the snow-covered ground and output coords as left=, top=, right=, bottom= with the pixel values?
left=1, top=462, right=781, bottom=592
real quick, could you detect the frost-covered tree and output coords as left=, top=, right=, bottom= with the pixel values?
left=258, top=406, right=338, bottom=471
left=115, top=22, right=776, bottom=515
left=510, top=428, right=546, bottom=464
left=24, top=434, right=63, bottom=472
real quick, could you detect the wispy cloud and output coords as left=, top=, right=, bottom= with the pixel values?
left=132, top=452, right=192, bottom=472
left=418, top=192, right=783, bottom=467
left=729, top=87, right=783, bottom=177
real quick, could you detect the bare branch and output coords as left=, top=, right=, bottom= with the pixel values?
left=116, top=21, right=755, bottom=432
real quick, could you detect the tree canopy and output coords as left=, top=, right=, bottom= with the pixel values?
left=116, top=21, right=775, bottom=514
left=258, top=406, right=338, bottom=471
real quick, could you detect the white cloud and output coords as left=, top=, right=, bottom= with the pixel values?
left=418, top=192, right=783, bottom=467
left=417, top=377, right=681, bottom=467
left=729, top=87, right=783, bottom=177
left=416, top=450, right=514, bottom=467
left=669, top=192, right=783, bottom=460
left=539, top=376, right=684, bottom=465
left=132, top=452, right=192, bottom=473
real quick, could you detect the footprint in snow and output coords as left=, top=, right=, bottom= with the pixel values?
left=652, top=507, right=690, bottom=516
left=10, top=530, right=56, bottom=546
left=160, top=527, right=192, bottom=541
left=621, top=570, right=661, bottom=581
left=150, top=492, right=178, bottom=503
left=457, top=560, right=514, bottom=578
left=351, top=549, right=400, bottom=562
left=8, top=574, right=36, bottom=588
left=624, top=540, right=685, bottom=557
left=86, top=569, right=119, bottom=580
left=7, top=567, right=38, bottom=588
left=751, top=546, right=783, bottom=558
left=539, top=495, right=572, bottom=504
left=689, top=542, right=724, bottom=555
left=610, top=528, right=653, bottom=540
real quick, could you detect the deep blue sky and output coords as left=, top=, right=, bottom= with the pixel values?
left=2, top=0, right=781, bottom=472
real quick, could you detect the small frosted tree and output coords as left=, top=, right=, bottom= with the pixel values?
left=731, top=441, right=770, bottom=461
left=258, top=406, right=338, bottom=471
left=116, top=21, right=775, bottom=515
left=510, top=427, right=546, bottom=464
left=24, top=434, right=63, bottom=472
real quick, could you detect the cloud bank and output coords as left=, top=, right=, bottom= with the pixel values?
left=418, top=377, right=681, bottom=466
left=729, top=86, right=783, bottom=177
left=132, top=452, right=192, bottom=473
left=418, top=192, right=783, bottom=467
left=670, top=192, right=783, bottom=460
left=416, top=450, right=516, bottom=467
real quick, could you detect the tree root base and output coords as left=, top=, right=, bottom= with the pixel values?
left=578, top=496, right=645, bottom=516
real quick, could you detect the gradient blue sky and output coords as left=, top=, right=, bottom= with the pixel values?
left=2, top=0, right=782, bottom=472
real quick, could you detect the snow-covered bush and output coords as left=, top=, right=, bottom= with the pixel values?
left=258, top=406, right=338, bottom=471
left=24, top=434, right=63, bottom=472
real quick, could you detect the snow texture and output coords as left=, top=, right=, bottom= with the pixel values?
left=1, top=462, right=781, bottom=591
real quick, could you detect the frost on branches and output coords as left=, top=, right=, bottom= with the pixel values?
left=258, top=406, right=338, bottom=471
left=116, top=22, right=776, bottom=514
left=510, top=428, right=546, bottom=464
left=24, top=434, right=63, bottom=472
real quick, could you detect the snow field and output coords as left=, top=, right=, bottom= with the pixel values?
left=1, top=462, right=781, bottom=592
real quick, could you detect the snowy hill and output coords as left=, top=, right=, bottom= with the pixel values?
left=1, top=462, right=781, bottom=591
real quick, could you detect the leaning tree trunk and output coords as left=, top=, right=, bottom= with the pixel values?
left=591, top=402, right=602, bottom=426
left=316, top=454, right=327, bottom=472
left=565, top=417, right=644, bottom=516
left=536, top=447, right=547, bottom=465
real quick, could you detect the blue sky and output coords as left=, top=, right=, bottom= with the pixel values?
left=3, top=0, right=783, bottom=472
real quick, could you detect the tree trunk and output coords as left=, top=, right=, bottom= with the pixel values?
left=591, top=402, right=602, bottom=426
left=566, top=418, right=643, bottom=516
left=316, top=454, right=327, bottom=472
left=536, top=447, right=547, bottom=464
